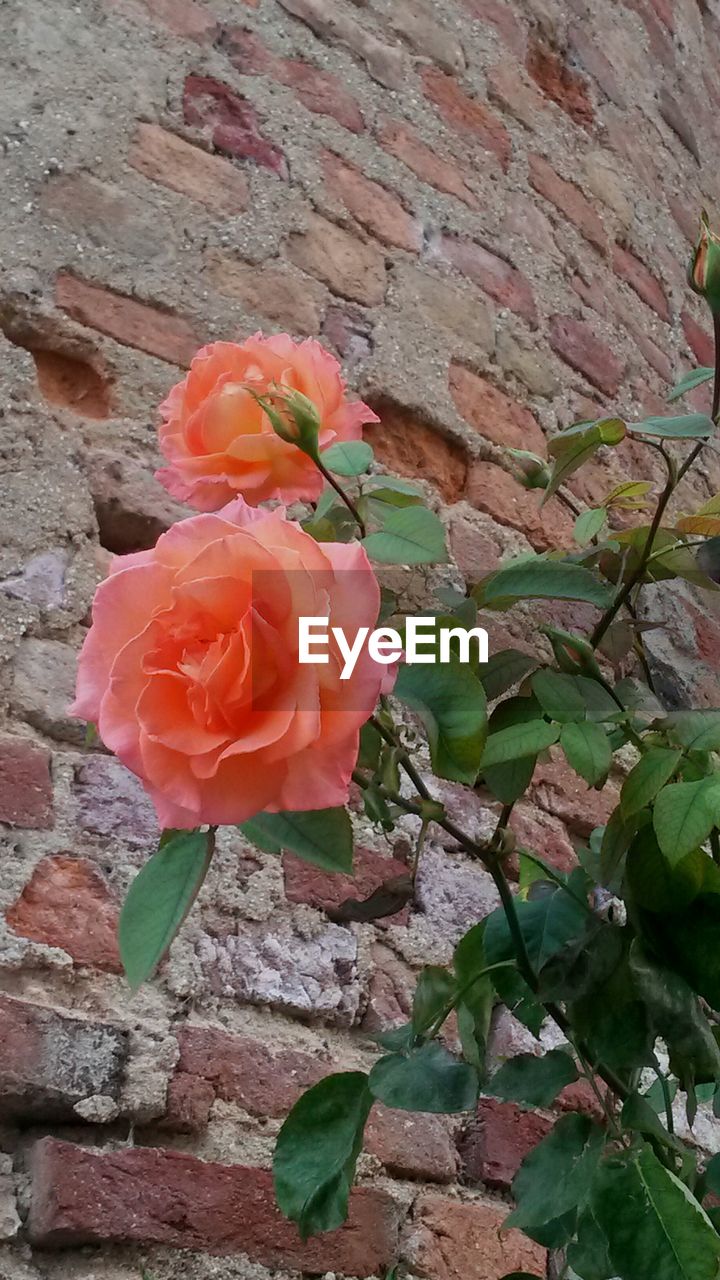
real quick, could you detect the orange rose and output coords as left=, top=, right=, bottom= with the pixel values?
left=71, top=499, right=389, bottom=828
left=156, top=334, right=379, bottom=510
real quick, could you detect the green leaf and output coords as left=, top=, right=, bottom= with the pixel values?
left=628, top=943, right=720, bottom=1084
left=369, top=1042, right=478, bottom=1113
left=454, top=923, right=494, bottom=1073
left=566, top=1211, right=615, bottom=1280
left=478, top=649, right=538, bottom=700
left=668, top=366, right=714, bottom=402
left=531, top=669, right=587, bottom=723
left=575, top=507, right=608, bottom=545
left=483, top=755, right=537, bottom=804
left=321, top=440, right=374, bottom=475
left=621, top=747, right=682, bottom=818
left=544, top=418, right=626, bottom=502
left=488, top=1049, right=578, bottom=1108
left=653, top=779, right=720, bottom=864
left=630, top=412, right=715, bottom=439
left=665, top=710, right=720, bottom=751
left=119, top=830, right=214, bottom=990
left=481, top=559, right=614, bottom=608
left=480, top=720, right=560, bottom=769
left=412, top=965, right=456, bottom=1035
left=626, top=828, right=705, bottom=914
left=274, top=1072, right=372, bottom=1238
left=239, top=808, right=353, bottom=873
left=365, top=474, right=424, bottom=497
left=592, top=1145, right=720, bottom=1280
left=485, top=885, right=588, bottom=975
left=703, top=1153, right=720, bottom=1198
left=507, top=1113, right=605, bottom=1231
left=561, top=721, right=612, bottom=787
left=394, top=658, right=487, bottom=785
left=362, top=506, right=447, bottom=565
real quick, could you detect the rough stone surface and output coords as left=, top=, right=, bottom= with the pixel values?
left=410, top=1193, right=547, bottom=1279
left=5, top=855, right=121, bottom=971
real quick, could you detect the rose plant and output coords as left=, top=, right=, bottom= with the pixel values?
left=72, top=220, right=720, bottom=1280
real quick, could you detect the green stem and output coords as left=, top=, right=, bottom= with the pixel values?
left=651, top=1053, right=675, bottom=1137
left=315, top=457, right=367, bottom=537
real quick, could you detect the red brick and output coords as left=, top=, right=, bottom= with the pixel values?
left=682, top=310, right=714, bottom=367
left=322, top=151, right=420, bottom=252
left=487, top=60, right=548, bottom=130
left=6, top=855, right=121, bottom=971
left=362, top=942, right=415, bottom=1032
left=449, top=363, right=545, bottom=452
left=28, top=1139, right=399, bottom=1273
left=625, top=0, right=674, bottom=62
left=365, top=400, right=468, bottom=500
left=529, top=754, right=620, bottom=837
left=460, top=0, right=526, bottom=60
left=287, top=213, right=386, bottom=306
left=529, top=154, right=606, bottom=252
left=171, top=1027, right=326, bottom=1121
left=526, top=41, right=594, bottom=127
left=612, top=244, right=669, bottom=321
left=0, top=995, right=127, bottom=1121
left=435, top=235, right=537, bottom=326
left=366, top=1106, right=458, bottom=1183
left=549, top=314, right=624, bottom=395
left=284, top=845, right=411, bottom=924
left=466, top=461, right=574, bottom=552
left=162, top=1072, right=215, bottom=1132
left=0, top=736, right=53, bottom=829
left=26, top=348, right=111, bottom=418
left=56, top=275, right=202, bottom=367
left=128, top=123, right=249, bottom=214
left=377, top=118, right=478, bottom=207
left=631, top=326, right=673, bottom=383
left=205, top=250, right=324, bottom=334
left=321, top=304, right=373, bottom=361
left=459, top=1098, right=552, bottom=1189
left=220, top=27, right=365, bottom=133
left=422, top=68, right=511, bottom=171
left=183, top=74, right=286, bottom=176
left=449, top=515, right=504, bottom=580
left=410, top=1193, right=547, bottom=1280
left=129, top=0, right=216, bottom=38
left=510, top=802, right=578, bottom=875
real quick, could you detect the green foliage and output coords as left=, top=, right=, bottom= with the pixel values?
left=321, top=440, right=374, bottom=475
left=362, top=505, right=448, bottom=564
left=479, top=557, right=615, bottom=608
left=239, top=807, right=353, bottom=873
left=543, top=418, right=626, bottom=501
left=506, top=1113, right=605, bottom=1237
left=488, top=1049, right=578, bottom=1107
left=667, top=366, right=714, bottom=401
left=368, top=1042, right=478, bottom=1113
left=561, top=721, right=612, bottom=786
left=119, top=829, right=214, bottom=989
left=394, top=658, right=487, bottom=784
left=630, top=412, right=715, bottom=439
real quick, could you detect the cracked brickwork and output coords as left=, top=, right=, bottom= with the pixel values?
left=2, top=0, right=720, bottom=1275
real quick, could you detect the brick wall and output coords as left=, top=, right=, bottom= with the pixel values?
left=2, top=0, right=720, bottom=1276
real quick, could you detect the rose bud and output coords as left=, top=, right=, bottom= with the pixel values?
left=689, top=210, right=720, bottom=314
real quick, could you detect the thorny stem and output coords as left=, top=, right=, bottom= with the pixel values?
left=314, top=457, right=367, bottom=537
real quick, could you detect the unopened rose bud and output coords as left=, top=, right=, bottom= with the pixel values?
left=248, top=386, right=322, bottom=460
left=689, top=210, right=720, bottom=314
left=507, top=448, right=551, bottom=490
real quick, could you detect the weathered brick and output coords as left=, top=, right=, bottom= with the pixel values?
left=449, top=513, right=503, bottom=580
left=416, top=846, right=500, bottom=946
left=410, top=1193, right=547, bottom=1280
left=362, top=942, right=415, bottom=1032
left=205, top=249, right=325, bottom=334
left=277, top=0, right=405, bottom=89
left=682, top=310, right=714, bottom=367
left=129, top=123, right=249, bottom=213
left=422, top=68, right=511, bottom=172
left=41, top=173, right=165, bottom=259
left=286, top=213, right=387, bottom=306
left=568, top=22, right=627, bottom=109
left=86, top=448, right=190, bottom=554
left=549, top=314, right=625, bottom=395
left=72, top=754, right=157, bottom=846
left=510, top=802, right=578, bottom=875
left=433, top=235, right=537, bottom=326
left=630, top=325, right=673, bottom=383
left=449, top=362, right=546, bottom=453
left=391, top=264, right=495, bottom=352
left=0, top=736, right=53, bottom=829
left=613, top=244, right=669, bottom=321
left=183, top=74, right=286, bottom=175
left=460, top=0, right=526, bottom=60
left=0, top=994, right=127, bottom=1120
left=28, top=347, right=112, bottom=418
left=583, top=151, right=633, bottom=230
left=387, top=0, right=464, bottom=73
left=495, top=327, right=558, bottom=397
left=377, top=119, right=478, bottom=208
left=529, top=154, right=606, bottom=252
left=219, top=27, right=366, bottom=133
left=459, top=1098, right=552, bottom=1189
left=322, top=151, right=421, bottom=252
left=56, top=275, right=202, bottom=366
left=28, top=1139, right=399, bottom=1274
left=6, top=855, right=121, bottom=972
left=131, top=0, right=216, bottom=38
left=364, top=400, right=468, bottom=500
left=487, top=60, right=549, bottom=130
left=366, top=1106, right=458, bottom=1183
left=466, top=461, right=574, bottom=552
left=321, top=303, right=373, bottom=363
left=0, top=550, right=70, bottom=614
left=283, top=844, right=411, bottom=925
left=668, top=195, right=698, bottom=245
left=526, top=41, right=594, bottom=127
left=626, top=1, right=674, bottom=64
left=10, top=638, right=83, bottom=744
left=502, top=194, right=558, bottom=256
left=529, top=754, right=620, bottom=837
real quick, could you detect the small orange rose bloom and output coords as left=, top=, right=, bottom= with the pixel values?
left=156, top=333, right=379, bottom=510
left=71, top=499, right=390, bottom=829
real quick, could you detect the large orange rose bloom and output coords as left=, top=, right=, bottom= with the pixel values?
left=156, top=334, right=379, bottom=510
left=71, top=500, right=389, bottom=828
